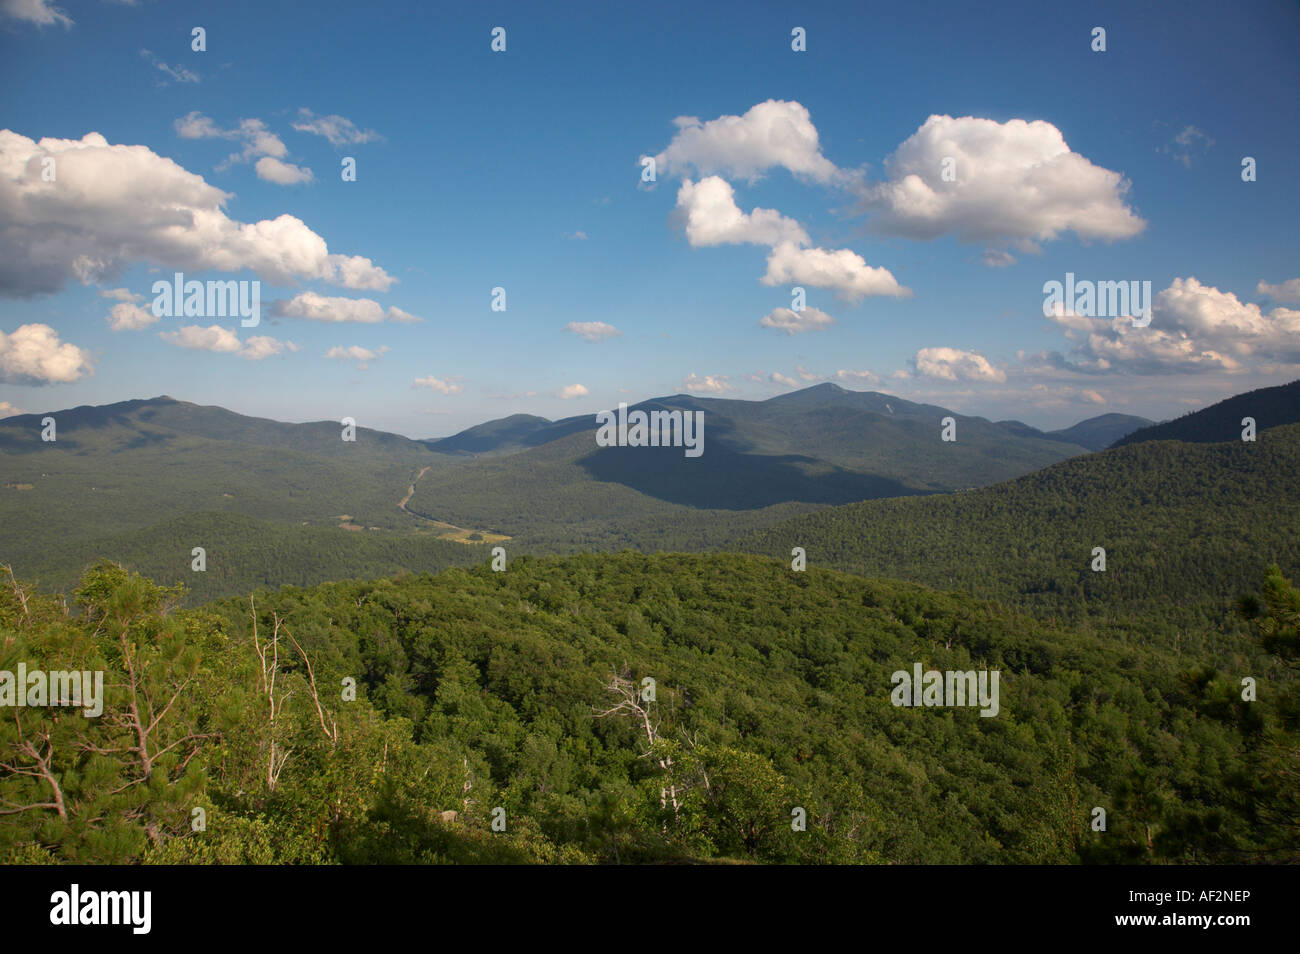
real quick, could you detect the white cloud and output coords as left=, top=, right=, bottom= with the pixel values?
left=255, top=156, right=314, bottom=185
left=1043, top=277, right=1300, bottom=374
left=325, top=344, right=388, bottom=369
left=141, top=49, right=199, bottom=85
left=860, top=115, right=1146, bottom=245
left=564, top=321, right=621, bottom=342
left=835, top=369, right=882, bottom=387
left=291, top=109, right=381, bottom=147
left=1257, top=278, right=1300, bottom=304
left=0, top=400, right=25, bottom=417
left=565, top=231, right=589, bottom=241
left=106, top=302, right=158, bottom=331
left=239, top=335, right=292, bottom=360
left=651, top=100, right=842, bottom=184
left=762, top=242, right=910, bottom=302
left=413, top=375, right=464, bottom=395
left=0, top=130, right=394, bottom=296
left=271, top=292, right=418, bottom=323
left=160, top=324, right=291, bottom=360
left=674, top=177, right=809, bottom=247
left=682, top=373, right=733, bottom=394
left=758, top=306, right=836, bottom=335
left=770, top=371, right=800, bottom=388
left=914, top=346, right=1007, bottom=383
left=981, top=248, right=1016, bottom=268
left=1160, top=125, right=1214, bottom=168
left=174, top=113, right=287, bottom=168
left=99, top=287, right=142, bottom=303
left=0, top=0, right=71, bottom=28
left=0, top=323, right=92, bottom=384
left=557, top=383, right=589, bottom=399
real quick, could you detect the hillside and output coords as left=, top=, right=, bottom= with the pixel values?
left=406, top=384, right=1092, bottom=547
left=1048, top=413, right=1153, bottom=450
left=739, top=424, right=1300, bottom=622
left=1, top=387, right=1095, bottom=597
left=3, top=552, right=1292, bottom=864
left=1113, top=379, right=1300, bottom=447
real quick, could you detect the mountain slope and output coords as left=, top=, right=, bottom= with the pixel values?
left=1112, top=379, right=1300, bottom=447
left=738, top=424, right=1300, bottom=618
left=408, top=385, right=1092, bottom=545
left=1048, top=413, right=1153, bottom=450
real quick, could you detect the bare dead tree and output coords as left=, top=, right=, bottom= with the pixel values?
left=284, top=626, right=338, bottom=747
left=593, top=668, right=680, bottom=824
left=0, top=714, right=67, bottom=820
left=2, top=564, right=31, bottom=633
left=251, top=599, right=292, bottom=791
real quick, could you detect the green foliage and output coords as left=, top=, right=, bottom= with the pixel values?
left=2, top=551, right=1294, bottom=865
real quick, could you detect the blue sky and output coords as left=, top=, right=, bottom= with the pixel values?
left=1, top=0, right=1297, bottom=436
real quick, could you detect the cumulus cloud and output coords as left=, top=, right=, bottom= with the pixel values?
left=651, top=100, right=843, bottom=184
left=762, top=242, right=911, bottom=302
left=0, top=130, right=394, bottom=296
left=759, top=306, right=836, bottom=335
left=325, top=344, right=389, bottom=369
left=564, top=321, right=620, bottom=342
left=674, top=177, right=809, bottom=247
left=105, top=302, right=158, bottom=331
left=557, top=383, right=589, bottom=399
left=981, top=248, right=1016, bottom=268
left=835, top=369, right=882, bottom=387
left=291, top=109, right=381, bottom=147
left=99, top=287, right=142, bottom=303
left=271, top=292, right=417, bottom=323
left=770, top=371, right=800, bottom=388
left=1257, top=278, right=1300, bottom=304
left=0, top=400, right=25, bottom=417
left=0, top=323, right=92, bottom=384
left=682, top=373, right=733, bottom=394
left=160, top=324, right=291, bottom=360
left=140, top=49, right=199, bottom=85
left=174, top=113, right=287, bottom=168
left=1043, top=277, right=1300, bottom=374
left=1, top=0, right=71, bottom=28
left=413, top=375, right=463, bottom=395
left=256, top=156, right=314, bottom=185
left=240, top=335, right=293, bottom=360
left=859, top=115, right=1146, bottom=246
left=914, top=346, right=1007, bottom=383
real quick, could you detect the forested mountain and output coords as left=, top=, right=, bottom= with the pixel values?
left=404, top=384, right=1093, bottom=543
left=1047, top=413, right=1153, bottom=450
left=0, top=396, right=427, bottom=458
left=0, top=397, right=477, bottom=601
left=1, top=386, right=1094, bottom=601
left=1113, top=379, right=1300, bottom=447
left=739, top=424, right=1300, bottom=624
left=429, top=384, right=1090, bottom=483
left=3, top=554, right=1293, bottom=864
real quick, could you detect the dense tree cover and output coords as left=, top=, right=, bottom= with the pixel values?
left=0, top=397, right=468, bottom=597
left=1113, top=379, right=1299, bottom=448
left=740, top=426, right=1300, bottom=634
left=15, top=512, right=482, bottom=606
left=2, top=554, right=1294, bottom=864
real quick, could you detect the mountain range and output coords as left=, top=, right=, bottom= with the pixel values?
left=3, top=381, right=1293, bottom=604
